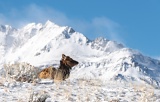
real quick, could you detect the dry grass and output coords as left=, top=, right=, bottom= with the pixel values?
left=0, top=69, right=159, bottom=102
left=3, top=62, right=40, bottom=83
left=131, top=83, right=155, bottom=102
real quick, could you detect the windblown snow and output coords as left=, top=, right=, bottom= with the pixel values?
left=0, top=20, right=160, bottom=101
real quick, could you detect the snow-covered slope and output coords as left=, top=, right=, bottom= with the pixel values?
left=0, top=20, right=160, bottom=88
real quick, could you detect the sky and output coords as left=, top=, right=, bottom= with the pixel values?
left=0, top=0, right=160, bottom=59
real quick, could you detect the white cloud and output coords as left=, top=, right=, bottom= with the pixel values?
left=92, top=17, right=122, bottom=41
left=0, top=4, right=123, bottom=42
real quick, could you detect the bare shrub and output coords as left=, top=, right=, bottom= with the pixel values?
left=4, top=62, right=40, bottom=83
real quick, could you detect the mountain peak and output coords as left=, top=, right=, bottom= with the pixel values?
left=66, top=27, right=75, bottom=34
left=44, top=20, right=59, bottom=28
left=0, top=24, right=16, bottom=33
left=22, top=22, right=43, bottom=30
left=94, top=37, right=109, bottom=43
left=23, top=23, right=36, bottom=29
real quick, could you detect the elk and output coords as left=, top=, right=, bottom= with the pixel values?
left=38, top=54, right=79, bottom=81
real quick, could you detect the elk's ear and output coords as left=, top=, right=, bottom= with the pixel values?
left=62, top=54, right=66, bottom=60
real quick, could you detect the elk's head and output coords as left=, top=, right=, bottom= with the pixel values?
left=61, top=54, right=79, bottom=67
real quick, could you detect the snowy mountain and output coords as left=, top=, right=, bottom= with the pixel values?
left=0, top=20, right=160, bottom=88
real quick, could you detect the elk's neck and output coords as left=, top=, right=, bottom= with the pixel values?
left=59, top=63, right=71, bottom=70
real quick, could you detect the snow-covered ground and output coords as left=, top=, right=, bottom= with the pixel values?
left=0, top=77, right=160, bottom=102
left=0, top=20, right=160, bottom=101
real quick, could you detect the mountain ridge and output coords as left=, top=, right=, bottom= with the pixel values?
left=0, top=21, right=160, bottom=88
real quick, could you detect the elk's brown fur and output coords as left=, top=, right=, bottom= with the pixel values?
left=38, top=54, right=78, bottom=81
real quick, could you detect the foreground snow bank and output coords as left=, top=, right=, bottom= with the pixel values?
left=0, top=77, right=159, bottom=102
